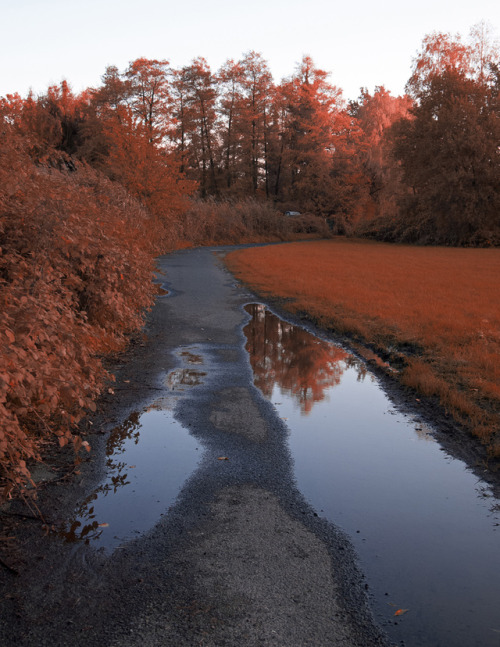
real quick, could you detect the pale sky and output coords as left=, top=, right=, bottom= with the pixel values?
left=1, top=0, right=499, bottom=102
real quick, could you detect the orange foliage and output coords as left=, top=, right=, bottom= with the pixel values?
left=101, top=106, right=194, bottom=222
left=0, top=123, right=161, bottom=499
left=226, top=239, right=500, bottom=455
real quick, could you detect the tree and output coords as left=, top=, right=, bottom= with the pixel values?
left=174, top=58, right=219, bottom=197
left=274, top=56, right=346, bottom=215
left=236, top=52, right=274, bottom=195
left=391, top=68, right=500, bottom=244
left=468, top=21, right=499, bottom=83
left=1, top=82, right=87, bottom=158
left=349, top=87, right=413, bottom=230
left=124, top=58, right=171, bottom=143
left=170, top=67, right=196, bottom=175
left=74, top=60, right=196, bottom=221
left=406, top=31, right=472, bottom=98
left=384, top=28, right=500, bottom=244
left=217, top=58, right=245, bottom=192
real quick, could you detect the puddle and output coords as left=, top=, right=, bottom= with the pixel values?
left=166, top=348, right=207, bottom=390
left=154, top=277, right=170, bottom=297
left=62, top=409, right=201, bottom=551
left=244, top=304, right=500, bottom=647
left=62, top=351, right=206, bottom=552
left=166, top=368, right=206, bottom=390
left=245, top=304, right=355, bottom=412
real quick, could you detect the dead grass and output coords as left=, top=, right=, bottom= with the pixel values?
left=225, top=238, right=500, bottom=458
left=180, top=199, right=329, bottom=246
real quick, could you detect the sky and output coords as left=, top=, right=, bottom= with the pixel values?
left=1, top=0, right=499, bottom=102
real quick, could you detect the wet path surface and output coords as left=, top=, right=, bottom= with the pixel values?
left=0, top=247, right=384, bottom=647
left=2, top=246, right=498, bottom=647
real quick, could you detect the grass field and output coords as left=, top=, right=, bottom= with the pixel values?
left=225, top=238, right=500, bottom=458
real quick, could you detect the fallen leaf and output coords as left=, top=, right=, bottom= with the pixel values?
left=98, top=523, right=109, bottom=528
left=394, top=609, right=409, bottom=616
left=217, top=457, right=229, bottom=461
left=129, top=465, right=136, bottom=468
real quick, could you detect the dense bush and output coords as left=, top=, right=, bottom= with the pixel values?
left=180, top=198, right=286, bottom=243
left=0, top=125, right=160, bottom=499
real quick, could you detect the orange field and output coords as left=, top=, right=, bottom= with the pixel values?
left=225, top=239, right=500, bottom=458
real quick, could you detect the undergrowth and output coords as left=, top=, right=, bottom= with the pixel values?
left=180, top=198, right=329, bottom=245
left=0, top=128, right=161, bottom=500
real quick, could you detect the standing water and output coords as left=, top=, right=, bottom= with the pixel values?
left=244, top=304, right=500, bottom=647
left=62, top=350, right=205, bottom=551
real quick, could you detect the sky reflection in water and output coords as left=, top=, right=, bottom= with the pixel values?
left=62, top=359, right=205, bottom=551
left=244, top=303, right=500, bottom=647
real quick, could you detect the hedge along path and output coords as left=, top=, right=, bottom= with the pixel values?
left=0, top=128, right=161, bottom=501
left=225, top=238, right=500, bottom=458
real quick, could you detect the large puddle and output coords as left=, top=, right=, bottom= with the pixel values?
left=62, top=351, right=205, bottom=551
left=244, top=304, right=500, bottom=647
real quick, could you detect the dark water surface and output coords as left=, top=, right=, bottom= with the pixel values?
left=244, top=304, right=500, bottom=647
left=62, top=352, right=204, bottom=551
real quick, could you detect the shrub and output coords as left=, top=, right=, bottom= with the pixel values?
left=0, top=125, right=159, bottom=499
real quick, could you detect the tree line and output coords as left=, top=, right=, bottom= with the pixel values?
left=2, top=23, right=498, bottom=245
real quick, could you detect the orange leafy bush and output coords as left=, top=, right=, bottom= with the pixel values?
left=226, top=239, right=500, bottom=456
left=0, top=124, right=160, bottom=499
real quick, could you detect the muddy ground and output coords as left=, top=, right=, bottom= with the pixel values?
left=1, top=245, right=497, bottom=647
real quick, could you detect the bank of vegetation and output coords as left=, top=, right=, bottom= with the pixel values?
left=1, top=22, right=499, bottom=498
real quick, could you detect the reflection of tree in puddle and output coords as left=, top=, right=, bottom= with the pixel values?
left=244, top=304, right=357, bottom=413
left=60, top=412, right=142, bottom=544
left=145, top=397, right=176, bottom=412
left=413, top=421, right=434, bottom=442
